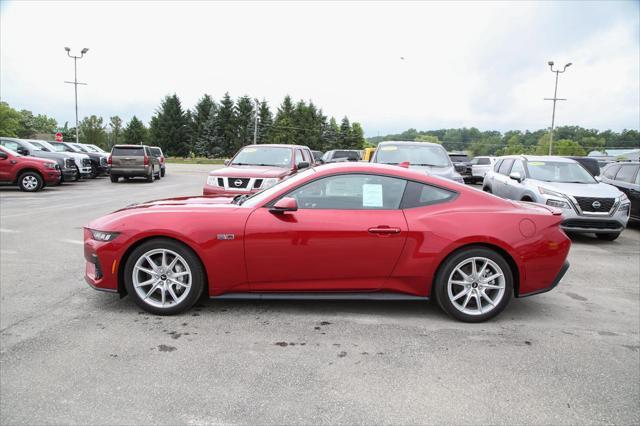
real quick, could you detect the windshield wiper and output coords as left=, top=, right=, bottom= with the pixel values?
left=413, top=163, right=444, bottom=167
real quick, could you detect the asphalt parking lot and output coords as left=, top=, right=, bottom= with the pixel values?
left=1, top=163, right=639, bottom=425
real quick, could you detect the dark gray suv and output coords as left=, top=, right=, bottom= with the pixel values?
left=108, top=145, right=161, bottom=183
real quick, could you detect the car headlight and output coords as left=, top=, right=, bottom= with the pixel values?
left=538, top=187, right=565, bottom=198
left=546, top=199, right=571, bottom=209
left=261, top=178, right=281, bottom=189
left=44, top=162, right=57, bottom=169
left=206, top=176, right=219, bottom=186
left=89, top=229, right=120, bottom=242
left=618, top=203, right=631, bottom=214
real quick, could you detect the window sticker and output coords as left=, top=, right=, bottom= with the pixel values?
left=380, top=146, right=397, bottom=151
left=528, top=161, right=545, bottom=166
left=362, top=184, right=383, bottom=207
left=243, top=148, right=257, bottom=153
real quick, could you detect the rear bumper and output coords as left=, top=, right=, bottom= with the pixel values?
left=519, top=261, right=570, bottom=298
left=110, top=165, right=152, bottom=177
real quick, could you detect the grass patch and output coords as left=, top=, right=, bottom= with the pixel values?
left=166, top=157, right=227, bottom=165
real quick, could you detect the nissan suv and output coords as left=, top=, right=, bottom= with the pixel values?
left=203, top=144, right=314, bottom=196
left=482, top=155, right=630, bottom=240
left=371, top=141, right=464, bottom=184
left=108, top=145, right=161, bottom=182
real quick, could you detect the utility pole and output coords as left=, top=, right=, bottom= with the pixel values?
left=64, top=47, right=89, bottom=144
left=544, top=60, right=571, bottom=156
left=253, top=98, right=260, bottom=144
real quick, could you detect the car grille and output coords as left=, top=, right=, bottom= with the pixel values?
left=82, top=158, right=92, bottom=167
left=65, top=158, right=75, bottom=168
left=562, top=219, right=622, bottom=230
left=574, top=197, right=615, bottom=213
left=100, top=157, right=107, bottom=166
left=227, top=178, right=250, bottom=189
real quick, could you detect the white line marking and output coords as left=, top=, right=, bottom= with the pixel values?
left=0, top=249, right=18, bottom=255
left=0, top=229, right=19, bottom=233
left=61, top=239, right=84, bottom=245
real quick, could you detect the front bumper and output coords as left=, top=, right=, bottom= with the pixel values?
left=61, top=167, right=78, bottom=181
left=203, top=184, right=260, bottom=197
left=43, top=171, right=62, bottom=185
left=84, top=230, right=120, bottom=293
left=538, top=194, right=630, bottom=234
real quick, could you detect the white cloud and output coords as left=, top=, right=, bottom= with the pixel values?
left=1, top=0, right=638, bottom=136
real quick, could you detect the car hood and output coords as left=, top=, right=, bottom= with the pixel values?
left=535, top=181, right=623, bottom=198
left=117, top=196, right=237, bottom=212
left=66, top=152, right=90, bottom=160
left=31, top=151, right=68, bottom=164
left=209, top=165, right=290, bottom=178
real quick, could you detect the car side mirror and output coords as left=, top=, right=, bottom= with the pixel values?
left=269, top=197, right=298, bottom=214
left=224, top=159, right=231, bottom=166
left=509, top=172, right=523, bottom=182
left=0, top=151, right=7, bottom=159
left=296, top=161, right=309, bottom=170
left=17, top=147, right=29, bottom=155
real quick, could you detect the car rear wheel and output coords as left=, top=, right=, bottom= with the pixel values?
left=596, top=232, right=620, bottom=241
left=89, top=164, right=98, bottom=179
left=18, top=171, right=44, bottom=192
left=161, top=168, right=166, bottom=177
left=155, top=168, right=161, bottom=180
left=147, top=167, right=154, bottom=183
left=110, top=175, right=119, bottom=183
left=435, top=247, right=513, bottom=322
left=124, top=239, right=205, bottom=315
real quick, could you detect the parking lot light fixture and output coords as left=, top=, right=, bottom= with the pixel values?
left=64, top=47, right=89, bottom=144
left=544, top=60, right=572, bottom=156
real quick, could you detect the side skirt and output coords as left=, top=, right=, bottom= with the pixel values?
left=209, top=292, right=430, bottom=301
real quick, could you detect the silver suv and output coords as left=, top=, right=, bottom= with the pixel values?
left=483, top=155, right=630, bottom=240
left=372, top=141, right=464, bottom=183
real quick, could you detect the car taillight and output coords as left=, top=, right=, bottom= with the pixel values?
left=144, top=155, right=149, bottom=165
left=160, top=156, right=165, bottom=163
left=107, top=155, right=112, bottom=165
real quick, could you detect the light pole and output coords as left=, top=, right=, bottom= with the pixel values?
left=544, top=60, right=571, bottom=155
left=253, top=98, right=260, bottom=144
left=64, top=47, right=89, bottom=143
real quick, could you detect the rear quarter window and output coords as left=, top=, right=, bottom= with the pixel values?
left=401, top=181, right=457, bottom=209
left=602, top=164, right=620, bottom=179
left=615, top=165, right=639, bottom=183
left=112, top=147, right=144, bottom=156
left=498, top=159, right=514, bottom=175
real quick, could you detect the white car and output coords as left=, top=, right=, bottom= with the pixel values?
left=35, top=140, right=93, bottom=177
left=470, top=156, right=496, bottom=184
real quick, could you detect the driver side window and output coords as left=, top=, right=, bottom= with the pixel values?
left=511, top=160, right=526, bottom=178
left=285, top=174, right=407, bottom=210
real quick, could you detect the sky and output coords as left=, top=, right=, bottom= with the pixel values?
left=1, top=1, right=639, bottom=137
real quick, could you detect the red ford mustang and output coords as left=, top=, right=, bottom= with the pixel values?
left=84, top=162, right=570, bottom=322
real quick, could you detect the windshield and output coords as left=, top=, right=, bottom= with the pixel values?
left=375, top=144, right=450, bottom=167
left=527, top=161, right=596, bottom=183
left=449, top=154, right=469, bottom=162
left=71, top=144, right=89, bottom=152
left=241, top=168, right=317, bottom=207
left=231, top=146, right=292, bottom=167
left=82, top=145, right=99, bottom=153
left=149, top=147, right=162, bottom=156
left=26, top=141, right=46, bottom=151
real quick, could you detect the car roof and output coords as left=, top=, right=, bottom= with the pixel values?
left=498, top=155, right=577, bottom=163
left=377, top=140, right=443, bottom=148
left=241, top=144, right=310, bottom=149
left=307, top=161, right=460, bottom=185
left=113, top=144, right=148, bottom=148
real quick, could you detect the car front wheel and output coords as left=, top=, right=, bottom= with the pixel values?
left=18, top=171, right=44, bottom=192
left=434, top=247, right=513, bottom=322
left=124, top=238, right=205, bottom=315
left=110, top=175, right=119, bottom=183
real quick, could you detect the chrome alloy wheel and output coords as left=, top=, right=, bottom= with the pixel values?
left=447, top=257, right=506, bottom=316
left=132, top=248, right=192, bottom=309
left=22, top=175, right=39, bottom=190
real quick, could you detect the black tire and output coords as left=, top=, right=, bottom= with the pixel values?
left=18, top=171, right=44, bottom=192
left=147, top=167, right=154, bottom=183
left=72, top=167, right=80, bottom=182
left=89, top=164, right=98, bottom=179
left=110, top=175, right=119, bottom=183
left=155, top=168, right=161, bottom=180
left=596, top=232, right=620, bottom=241
left=160, top=168, right=166, bottom=177
left=124, top=238, right=205, bottom=315
left=434, top=247, right=513, bottom=323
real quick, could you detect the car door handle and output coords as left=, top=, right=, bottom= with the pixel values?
left=368, top=226, right=401, bottom=234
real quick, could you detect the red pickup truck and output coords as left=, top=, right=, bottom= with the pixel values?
left=203, top=144, right=315, bottom=196
left=0, top=146, right=62, bottom=192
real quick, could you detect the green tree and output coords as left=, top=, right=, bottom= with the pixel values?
left=322, top=117, right=340, bottom=150
left=497, top=134, right=526, bottom=156
left=150, top=94, right=190, bottom=156
left=191, top=94, right=215, bottom=147
left=215, top=93, right=236, bottom=156
left=195, top=103, right=219, bottom=157
left=350, top=122, right=366, bottom=149
left=122, top=116, right=148, bottom=145
left=256, top=100, right=273, bottom=144
left=59, top=122, right=75, bottom=142
left=270, top=95, right=296, bottom=145
left=338, top=116, right=352, bottom=148
left=79, top=115, right=107, bottom=146
left=235, top=96, right=255, bottom=150
left=0, top=102, right=21, bottom=137
left=415, top=135, right=440, bottom=144
left=108, top=116, right=123, bottom=148
left=553, top=139, right=586, bottom=156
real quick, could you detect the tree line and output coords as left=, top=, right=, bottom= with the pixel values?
left=369, top=127, right=640, bottom=156
left=0, top=94, right=366, bottom=157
